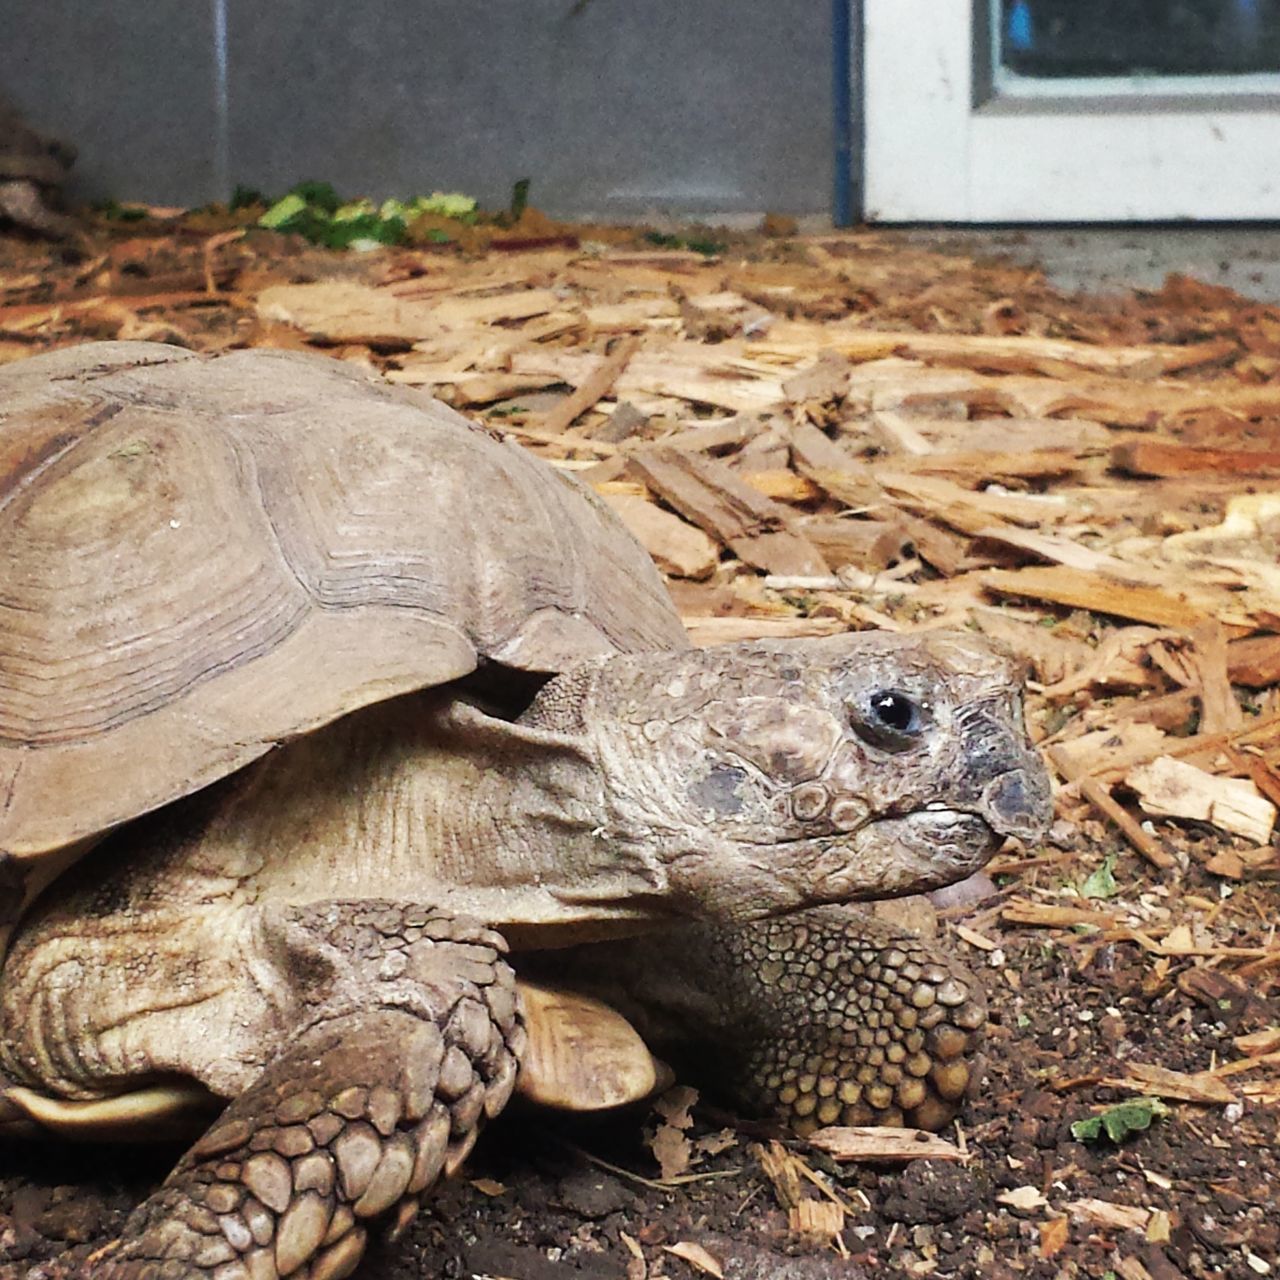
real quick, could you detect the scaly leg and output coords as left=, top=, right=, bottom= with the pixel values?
left=526, top=904, right=985, bottom=1134
left=84, top=901, right=523, bottom=1280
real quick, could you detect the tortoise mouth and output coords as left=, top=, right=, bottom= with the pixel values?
left=806, top=808, right=1003, bottom=908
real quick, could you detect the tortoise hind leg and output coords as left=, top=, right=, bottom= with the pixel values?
left=92, top=902, right=522, bottom=1280
left=526, top=904, right=986, bottom=1135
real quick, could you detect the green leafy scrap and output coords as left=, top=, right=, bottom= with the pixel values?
left=509, top=178, right=531, bottom=220
left=92, top=199, right=148, bottom=222
left=229, top=185, right=266, bottom=210
left=290, top=181, right=341, bottom=213
left=642, top=229, right=726, bottom=257
left=1080, top=853, right=1119, bottom=900
left=258, top=191, right=309, bottom=230
left=1071, top=1097, right=1169, bottom=1145
left=256, top=183, right=477, bottom=249
left=416, top=191, right=477, bottom=219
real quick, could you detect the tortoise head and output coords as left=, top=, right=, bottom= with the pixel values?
left=523, top=629, right=1051, bottom=923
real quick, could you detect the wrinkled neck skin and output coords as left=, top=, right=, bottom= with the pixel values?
left=415, top=695, right=677, bottom=946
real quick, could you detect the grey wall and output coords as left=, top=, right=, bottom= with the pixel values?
left=2, top=1, right=835, bottom=219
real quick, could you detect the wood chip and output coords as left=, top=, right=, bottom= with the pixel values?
left=1103, top=1063, right=1236, bottom=1104
left=1125, top=756, right=1276, bottom=845
left=788, top=1199, right=846, bottom=1241
left=806, top=1126, right=966, bottom=1162
left=997, top=1185, right=1049, bottom=1212
left=538, top=335, right=640, bottom=435
left=650, top=1124, right=693, bottom=1181
left=782, top=352, right=851, bottom=406
left=1049, top=723, right=1170, bottom=781
left=1187, top=620, right=1243, bottom=735
left=1047, top=746, right=1176, bottom=869
left=1236, top=1027, right=1280, bottom=1057
left=952, top=923, right=1001, bottom=951
left=984, top=567, right=1212, bottom=628
left=1227, top=633, right=1280, bottom=688
left=512, top=343, right=787, bottom=414
left=682, top=616, right=845, bottom=646
left=1000, top=901, right=1121, bottom=929
left=1113, top=439, right=1280, bottom=478
left=755, top=1139, right=805, bottom=1209
left=604, top=493, right=720, bottom=580
left=1115, top=1257, right=1158, bottom=1280
left=255, top=281, right=440, bottom=345
left=629, top=447, right=827, bottom=576
left=877, top=471, right=1063, bottom=532
left=802, top=328, right=1237, bottom=379
left=1066, top=1199, right=1151, bottom=1232
left=663, top=1242, right=725, bottom=1278
left=1040, top=1216, right=1071, bottom=1259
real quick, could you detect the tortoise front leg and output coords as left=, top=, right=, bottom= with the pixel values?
left=91, top=902, right=523, bottom=1280
left=527, top=905, right=986, bottom=1135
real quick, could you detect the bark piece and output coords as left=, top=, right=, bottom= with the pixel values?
left=1227, top=634, right=1280, bottom=688
left=1113, top=439, right=1280, bottom=478
left=628, top=447, right=827, bottom=576
left=1047, top=746, right=1175, bottom=869
left=1125, top=756, right=1276, bottom=845
left=682, top=616, right=845, bottom=647
left=788, top=421, right=881, bottom=508
left=593, top=401, right=649, bottom=444
left=807, top=1126, right=965, bottom=1163
left=538, top=336, right=640, bottom=435
left=983, top=567, right=1212, bottom=628
left=604, top=494, right=719, bottom=580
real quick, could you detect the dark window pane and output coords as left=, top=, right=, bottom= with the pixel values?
left=1000, top=0, right=1280, bottom=77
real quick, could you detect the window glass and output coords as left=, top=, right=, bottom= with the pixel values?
left=998, top=0, right=1280, bottom=77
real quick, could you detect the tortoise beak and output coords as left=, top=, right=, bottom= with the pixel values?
left=980, top=761, right=1053, bottom=843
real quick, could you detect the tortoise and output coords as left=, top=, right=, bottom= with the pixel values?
left=0, top=341, right=1051, bottom=1280
left=0, top=94, right=78, bottom=240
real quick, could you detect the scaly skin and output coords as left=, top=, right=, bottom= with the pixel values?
left=10, top=903, right=523, bottom=1280
left=526, top=904, right=987, bottom=1135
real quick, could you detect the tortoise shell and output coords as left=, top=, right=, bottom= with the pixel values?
left=0, top=342, right=688, bottom=865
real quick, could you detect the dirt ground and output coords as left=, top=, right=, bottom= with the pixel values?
left=2, top=207, right=1280, bottom=1280
left=4, top=854, right=1278, bottom=1280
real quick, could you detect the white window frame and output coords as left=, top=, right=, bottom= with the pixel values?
left=863, top=0, right=1280, bottom=222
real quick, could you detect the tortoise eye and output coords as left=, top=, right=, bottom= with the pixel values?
left=849, top=690, right=926, bottom=752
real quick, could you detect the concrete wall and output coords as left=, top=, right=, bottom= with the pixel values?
left=2, top=0, right=835, bottom=220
